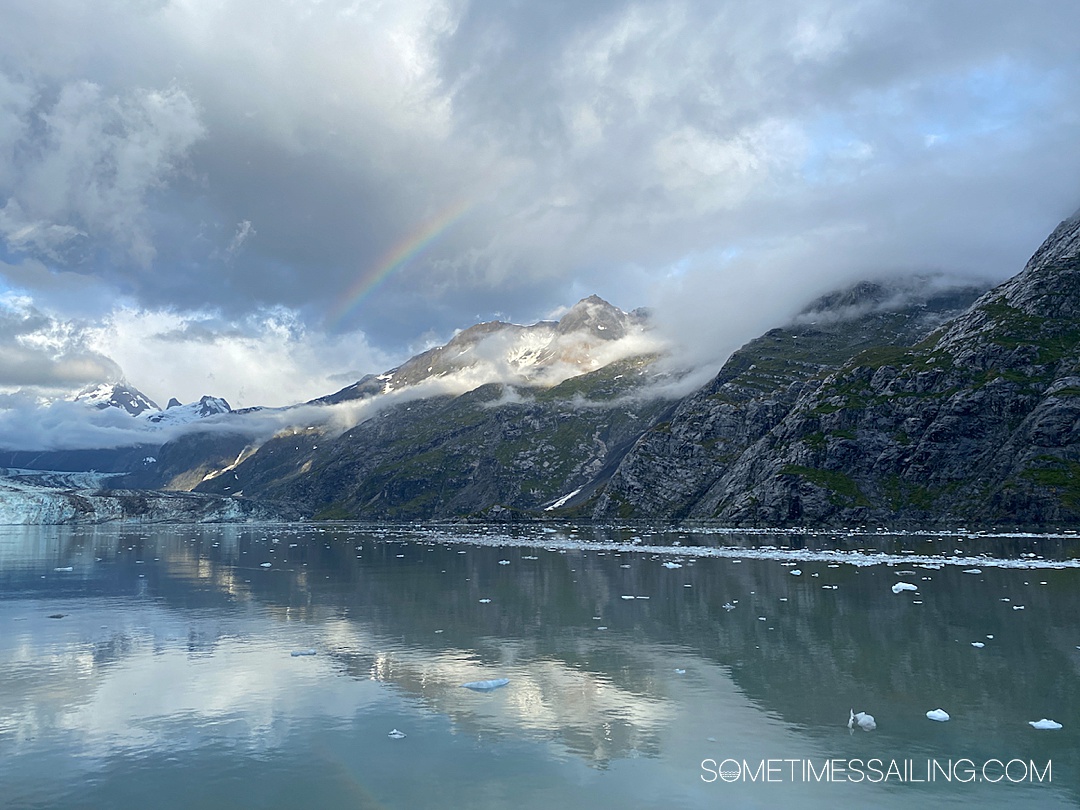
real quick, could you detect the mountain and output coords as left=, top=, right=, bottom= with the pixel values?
left=145, top=396, right=232, bottom=425
left=74, top=382, right=159, bottom=416
left=315, top=295, right=649, bottom=404
left=196, top=354, right=678, bottom=518
left=595, top=211, right=1080, bottom=527
left=194, top=296, right=676, bottom=518
left=591, top=279, right=986, bottom=520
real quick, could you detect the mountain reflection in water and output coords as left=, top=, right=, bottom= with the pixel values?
left=0, top=523, right=1076, bottom=809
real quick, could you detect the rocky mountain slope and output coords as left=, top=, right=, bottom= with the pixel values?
left=190, top=296, right=675, bottom=518
left=196, top=353, right=678, bottom=518
left=596, top=211, right=1080, bottom=528
left=591, top=280, right=985, bottom=520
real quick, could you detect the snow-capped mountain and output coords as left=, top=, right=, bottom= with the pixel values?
left=316, top=294, right=654, bottom=405
left=74, top=382, right=159, bottom=416
left=145, top=396, right=232, bottom=425
left=73, top=382, right=231, bottom=425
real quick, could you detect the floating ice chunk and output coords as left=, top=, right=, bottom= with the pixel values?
left=387, top=729, right=407, bottom=739
left=1029, top=719, right=1062, bottom=730
left=478, top=598, right=491, bottom=603
left=662, top=562, right=683, bottom=569
left=621, top=595, right=635, bottom=600
left=596, top=626, right=607, bottom=630
left=54, top=567, right=73, bottom=572
left=790, top=569, right=802, bottom=576
left=462, top=678, right=510, bottom=691
left=722, top=602, right=736, bottom=611
left=848, top=710, right=876, bottom=731
left=498, top=560, right=510, bottom=565
left=971, top=642, right=985, bottom=648
left=891, top=582, right=917, bottom=594
left=926, top=709, right=950, bottom=722
left=1013, top=605, right=1025, bottom=610
left=675, top=668, right=686, bottom=675
left=963, top=568, right=982, bottom=574
left=260, top=562, right=272, bottom=568
left=290, top=649, right=317, bottom=657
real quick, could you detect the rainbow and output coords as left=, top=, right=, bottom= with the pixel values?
left=330, top=196, right=475, bottom=326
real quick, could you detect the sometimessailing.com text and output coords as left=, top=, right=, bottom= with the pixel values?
left=701, top=758, right=1051, bottom=785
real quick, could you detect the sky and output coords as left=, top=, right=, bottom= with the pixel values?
left=1, top=0, right=1080, bottom=413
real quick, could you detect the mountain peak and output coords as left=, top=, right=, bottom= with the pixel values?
left=317, top=294, right=655, bottom=405
left=74, top=382, right=159, bottom=417
left=555, top=295, right=635, bottom=339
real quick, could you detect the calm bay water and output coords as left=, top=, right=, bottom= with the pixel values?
left=1, top=523, right=1078, bottom=808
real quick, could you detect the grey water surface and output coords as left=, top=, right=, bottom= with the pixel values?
left=1, top=523, right=1077, bottom=808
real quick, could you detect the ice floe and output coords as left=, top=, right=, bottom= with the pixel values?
left=891, top=582, right=918, bottom=594
left=848, top=710, right=876, bottom=731
left=462, top=678, right=510, bottom=691
left=1029, top=719, right=1062, bottom=730
left=926, top=709, right=950, bottom=722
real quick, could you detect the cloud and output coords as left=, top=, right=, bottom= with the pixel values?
left=81, top=305, right=395, bottom=408
left=0, top=293, right=396, bottom=413
left=0, top=294, right=122, bottom=389
left=0, top=76, right=204, bottom=267
left=0, top=0, right=1077, bottom=397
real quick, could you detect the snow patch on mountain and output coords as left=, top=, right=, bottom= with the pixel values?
left=75, top=382, right=159, bottom=416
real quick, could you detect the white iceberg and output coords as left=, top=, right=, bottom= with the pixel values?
left=461, top=678, right=510, bottom=691
left=971, top=642, right=985, bottom=648
left=662, top=562, right=683, bottom=569
left=926, top=709, right=950, bottom=722
left=387, top=729, right=407, bottom=739
left=891, top=582, right=918, bottom=594
left=790, top=569, right=802, bottom=576
left=290, top=649, right=317, bottom=657
left=848, top=710, right=876, bottom=731
left=1029, top=719, right=1062, bottom=730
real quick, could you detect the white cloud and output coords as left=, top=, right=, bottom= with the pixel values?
left=0, top=77, right=205, bottom=266
left=82, top=305, right=393, bottom=408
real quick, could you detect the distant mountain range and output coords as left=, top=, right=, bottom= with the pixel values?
left=4, top=209, right=1080, bottom=528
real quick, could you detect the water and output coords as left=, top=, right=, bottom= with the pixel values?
left=1, top=523, right=1077, bottom=808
